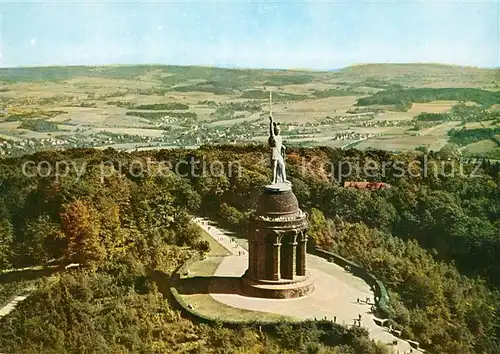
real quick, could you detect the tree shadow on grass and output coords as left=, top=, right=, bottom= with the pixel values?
left=176, top=276, right=242, bottom=295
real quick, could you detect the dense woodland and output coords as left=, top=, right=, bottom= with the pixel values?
left=106, top=101, right=190, bottom=111
left=356, top=88, right=500, bottom=109
left=125, top=110, right=198, bottom=122
left=448, top=127, right=500, bottom=146
left=415, top=104, right=500, bottom=123
left=0, top=146, right=387, bottom=354
left=0, top=145, right=498, bottom=353
left=18, top=119, right=60, bottom=132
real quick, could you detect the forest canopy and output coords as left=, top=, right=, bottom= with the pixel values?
left=356, top=87, right=500, bottom=109
left=0, top=145, right=498, bottom=353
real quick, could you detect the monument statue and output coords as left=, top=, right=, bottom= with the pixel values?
left=268, top=115, right=289, bottom=185
left=241, top=90, right=313, bottom=299
left=267, top=90, right=290, bottom=186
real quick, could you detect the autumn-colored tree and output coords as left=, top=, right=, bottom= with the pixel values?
left=60, top=199, right=105, bottom=266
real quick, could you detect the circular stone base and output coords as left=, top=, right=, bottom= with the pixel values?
left=264, top=182, right=292, bottom=192
left=241, top=272, right=314, bottom=299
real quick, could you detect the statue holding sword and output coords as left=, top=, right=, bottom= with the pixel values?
left=268, top=91, right=290, bottom=185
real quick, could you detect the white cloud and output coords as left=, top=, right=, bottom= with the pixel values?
left=30, top=38, right=37, bottom=46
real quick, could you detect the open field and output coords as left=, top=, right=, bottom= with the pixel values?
left=92, top=127, right=166, bottom=137
left=357, top=136, right=449, bottom=152
left=374, top=111, right=415, bottom=121
left=409, top=101, right=459, bottom=115
left=349, top=126, right=408, bottom=135
left=0, top=64, right=498, bottom=156
left=463, top=139, right=499, bottom=154
left=463, top=120, right=498, bottom=129
left=206, top=112, right=261, bottom=126
left=419, top=121, right=462, bottom=136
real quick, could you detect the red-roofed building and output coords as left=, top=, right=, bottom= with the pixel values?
left=344, top=181, right=391, bottom=190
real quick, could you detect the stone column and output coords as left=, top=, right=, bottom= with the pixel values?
left=296, top=231, right=307, bottom=276
left=290, top=232, right=298, bottom=279
left=249, top=229, right=260, bottom=279
left=271, top=233, right=281, bottom=281
left=247, top=239, right=254, bottom=277
left=281, top=232, right=297, bottom=279
left=257, top=236, right=266, bottom=279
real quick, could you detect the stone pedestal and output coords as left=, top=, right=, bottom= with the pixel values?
left=242, top=183, right=313, bottom=298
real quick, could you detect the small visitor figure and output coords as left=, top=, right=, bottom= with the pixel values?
left=268, top=115, right=290, bottom=185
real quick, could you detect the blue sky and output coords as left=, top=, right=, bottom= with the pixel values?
left=1, top=0, right=498, bottom=69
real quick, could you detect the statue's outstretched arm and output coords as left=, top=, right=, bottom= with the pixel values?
left=269, top=116, right=275, bottom=137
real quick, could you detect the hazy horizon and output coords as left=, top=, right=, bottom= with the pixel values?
left=0, top=61, right=499, bottom=71
left=1, top=1, right=498, bottom=69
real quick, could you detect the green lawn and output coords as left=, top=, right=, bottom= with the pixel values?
left=185, top=257, right=225, bottom=278
left=180, top=292, right=298, bottom=323
left=198, top=227, right=232, bottom=257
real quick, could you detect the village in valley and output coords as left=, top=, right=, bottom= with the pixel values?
left=1, top=64, right=498, bottom=159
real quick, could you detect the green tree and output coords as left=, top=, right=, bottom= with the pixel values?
left=23, top=214, right=64, bottom=264
left=308, top=208, right=335, bottom=250
left=196, top=240, right=211, bottom=257
left=0, top=217, right=14, bottom=269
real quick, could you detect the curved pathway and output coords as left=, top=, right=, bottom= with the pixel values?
left=0, top=263, right=79, bottom=320
left=0, top=290, right=33, bottom=319
left=193, top=217, right=424, bottom=354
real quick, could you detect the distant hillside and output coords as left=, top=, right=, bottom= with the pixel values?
left=0, top=65, right=169, bottom=82
left=335, top=63, right=499, bottom=87
left=0, top=63, right=497, bottom=89
left=0, top=65, right=311, bottom=84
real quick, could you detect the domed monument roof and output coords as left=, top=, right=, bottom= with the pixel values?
left=256, top=187, right=300, bottom=217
